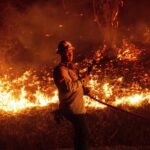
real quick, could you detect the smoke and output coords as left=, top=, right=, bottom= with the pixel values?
left=119, top=0, right=150, bottom=44
left=0, top=2, right=63, bottom=70
left=0, top=0, right=102, bottom=72
left=0, top=0, right=149, bottom=73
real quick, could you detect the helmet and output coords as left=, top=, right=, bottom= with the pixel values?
left=56, top=40, right=75, bottom=54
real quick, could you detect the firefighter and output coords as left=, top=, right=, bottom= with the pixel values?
left=53, top=40, right=89, bottom=150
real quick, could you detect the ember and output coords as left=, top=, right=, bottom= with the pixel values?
left=117, top=39, right=142, bottom=61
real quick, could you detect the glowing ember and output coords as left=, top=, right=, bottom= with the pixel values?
left=117, top=39, right=142, bottom=61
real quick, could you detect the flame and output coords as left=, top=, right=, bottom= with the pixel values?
left=0, top=70, right=106, bottom=113
left=0, top=63, right=149, bottom=113
left=102, top=83, right=113, bottom=98
left=87, top=77, right=150, bottom=109
left=113, top=93, right=150, bottom=107
left=0, top=71, right=58, bottom=113
left=117, top=40, right=141, bottom=61
left=84, top=95, right=106, bottom=109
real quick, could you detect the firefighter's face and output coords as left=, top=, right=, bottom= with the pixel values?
left=61, top=48, right=73, bottom=62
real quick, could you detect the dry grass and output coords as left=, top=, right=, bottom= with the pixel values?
left=0, top=104, right=150, bottom=150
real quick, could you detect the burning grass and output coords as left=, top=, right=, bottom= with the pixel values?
left=0, top=43, right=149, bottom=149
left=0, top=60, right=149, bottom=113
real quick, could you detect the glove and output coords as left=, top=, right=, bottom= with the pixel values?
left=83, top=86, right=91, bottom=95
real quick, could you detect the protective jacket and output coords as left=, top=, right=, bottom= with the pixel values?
left=53, top=63, right=86, bottom=114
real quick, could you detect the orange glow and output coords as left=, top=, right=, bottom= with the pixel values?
left=117, top=40, right=141, bottom=61
left=0, top=66, right=149, bottom=113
